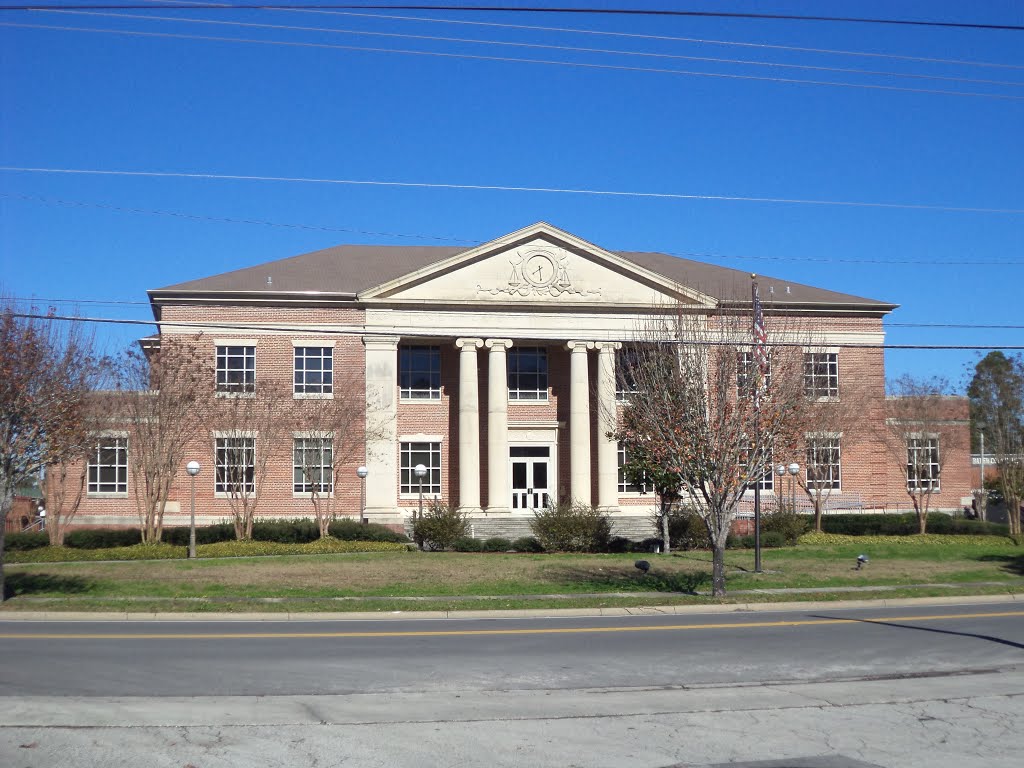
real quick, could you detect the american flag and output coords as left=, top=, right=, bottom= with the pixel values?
left=752, top=279, right=768, bottom=409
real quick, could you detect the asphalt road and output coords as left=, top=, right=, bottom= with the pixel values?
left=1, top=600, right=1022, bottom=767
left=1, top=601, right=1022, bottom=696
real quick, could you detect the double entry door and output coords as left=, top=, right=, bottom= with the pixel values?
left=510, top=446, right=551, bottom=511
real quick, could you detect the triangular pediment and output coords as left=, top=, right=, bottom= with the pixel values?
left=359, top=222, right=716, bottom=308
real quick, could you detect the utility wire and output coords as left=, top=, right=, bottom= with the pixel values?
left=40, top=9, right=1024, bottom=88
left=0, top=192, right=476, bottom=243
left=295, top=10, right=1024, bottom=71
left=3, top=5, right=1024, bottom=33
left=5, top=192, right=1022, bottom=266
left=5, top=20, right=1023, bottom=101
left=3, top=165, right=1023, bottom=214
left=10, top=312, right=1024, bottom=350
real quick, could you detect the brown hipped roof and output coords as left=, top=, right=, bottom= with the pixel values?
left=150, top=240, right=896, bottom=311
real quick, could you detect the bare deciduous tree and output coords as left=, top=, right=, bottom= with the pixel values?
left=0, top=301, right=98, bottom=598
left=616, top=304, right=809, bottom=597
left=883, top=375, right=967, bottom=534
left=213, top=380, right=292, bottom=540
left=116, top=337, right=210, bottom=544
left=293, top=384, right=366, bottom=538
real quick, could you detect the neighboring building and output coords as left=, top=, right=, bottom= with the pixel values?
left=65, top=222, right=973, bottom=534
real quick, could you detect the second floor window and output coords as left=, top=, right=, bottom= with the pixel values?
left=616, top=347, right=640, bottom=401
left=804, top=352, right=838, bottom=399
left=737, top=350, right=772, bottom=397
left=508, top=347, right=548, bottom=401
left=87, top=436, right=128, bottom=494
left=216, top=345, right=255, bottom=393
left=400, top=345, right=441, bottom=400
left=294, top=346, right=333, bottom=396
left=907, top=436, right=941, bottom=491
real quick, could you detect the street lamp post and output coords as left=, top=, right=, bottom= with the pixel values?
left=356, top=465, right=368, bottom=524
left=414, top=464, right=427, bottom=520
left=775, top=464, right=786, bottom=510
left=978, top=424, right=986, bottom=521
left=186, top=461, right=201, bottom=559
left=787, top=462, right=800, bottom=511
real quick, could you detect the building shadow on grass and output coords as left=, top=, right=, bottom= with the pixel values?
left=808, top=613, right=1024, bottom=651
left=547, top=565, right=710, bottom=594
left=972, top=553, right=1024, bottom=577
left=3, top=572, right=94, bottom=600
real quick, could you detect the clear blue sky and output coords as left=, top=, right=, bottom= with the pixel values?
left=1, top=0, right=1021, bottom=390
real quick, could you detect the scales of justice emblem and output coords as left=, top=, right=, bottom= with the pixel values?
left=478, top=248, right=602, bottom=298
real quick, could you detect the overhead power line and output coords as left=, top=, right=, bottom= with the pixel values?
left=40, top=10, right=1024, bottom=88
left=10, top=312, right=1024, bottom=350
left=3, top=5, right=1024, bottom=32
left=305, top=10, right=1024, bottom=71
left=4, top=21, right=1022, bottom=101
left=5, top=192, right=1022, bottom=267
left=3, top=166, right=1023, bottom=214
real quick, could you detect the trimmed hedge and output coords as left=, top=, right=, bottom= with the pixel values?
left=820, top=513, right=1010, bottom=537
left=482, top=537, right=513, bottom=552
left=7, top=543, right=184, bottom=563
left=328, top=519, right=410, bottom=544
left=64, top=528, right=142, bottom=549
left=164, top=524, right=235, bottom=546
left=4, top=531, right=49, bottom=551
left=800, top=532, right=1020, bottom=547
left=453, top=536, right=484, bottom=552
left=512, top=536, right=544, bottom=553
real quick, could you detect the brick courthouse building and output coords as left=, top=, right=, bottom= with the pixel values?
left=70, top=223, right=973, bottom=534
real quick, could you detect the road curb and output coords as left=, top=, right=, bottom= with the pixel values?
left=0, top=593, right=1018, bottom=622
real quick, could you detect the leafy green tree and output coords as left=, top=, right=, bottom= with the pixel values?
left=967, top=352, right=1024, bottom=535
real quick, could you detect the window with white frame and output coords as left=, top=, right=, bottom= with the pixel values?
left=806, top=436, right=841, bottom=490
left=215, top=437, right=255, bottom=494
left=216, top=345, right=255, bottom=393
left=294, top=346, right=333, bottom=396
left=907, top=436, right=941, bottom=491
left=87, top=436, right=128, bottom=494
left=740, top=441, right=774, bottom=492
left=400, top=441, right=441, bottom=495
left=616, top=347, right=640, bottom=401
left=508, top=347, right=548, bottom=401
left=737, top=350, right=772, bottom=397
left=617, top=443, right=650, bottom=494
left=399, top=345, right=441, bottom=400
left=293, top=437, right=333, bottom=494
left=804, top=352, right=838, bottom=399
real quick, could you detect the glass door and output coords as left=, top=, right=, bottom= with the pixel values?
left=510, top=446, right=551, bottom=511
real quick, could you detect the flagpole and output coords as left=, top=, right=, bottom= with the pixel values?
left=752, top=274, right=763, bottom=574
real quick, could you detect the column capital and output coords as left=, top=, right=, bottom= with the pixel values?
left=362, top=335, right=400, bottom=350
left=594, top=341, right=622, bottom=353
left=455, top=337, right=483, bottom=350
left=565, top=340, right=595, bottom=352
left=485, top=338, right=513, bottom=350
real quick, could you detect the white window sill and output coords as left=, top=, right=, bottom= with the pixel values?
left=87, top=492, right=128, bottom=499
left=400, top=393, right=442, bottom=402
left=294, top=392, right=334, bottom=400
left=293, top=491, right=335, bottom=498
left=216, top=391, right=256, bottom=399
left=509, top=397, right=550, bottom=405
left=214, top=491, right=257, bottom=499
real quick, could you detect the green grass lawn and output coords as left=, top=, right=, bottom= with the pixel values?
left=2, top=537, right=1022, bottom=612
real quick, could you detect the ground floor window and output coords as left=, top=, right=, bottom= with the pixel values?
left=907, top=436, right=940, bottom=491
left=87, top=436, right=127, bottom=494
left=215, top=437, right=255, bottom=494
left=806, top=436, right=841, bottom=490
left=617, top=443, right=650, bottom=494
left=400, top=442, right=441, bottom=495
left=293, top=437, right=333, bottom=493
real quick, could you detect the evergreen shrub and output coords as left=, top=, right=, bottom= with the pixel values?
left=530, top=502, right=611, bottom=553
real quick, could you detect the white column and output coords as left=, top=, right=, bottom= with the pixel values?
left=362, top=335, right=400, bottom=522
left=455, top=338, right=483, bottom=513
left=485, top=339, right=512, bottom=514
left=566, top=341, right=594, bottom=506
left=595, top=341, right=622, bottom=513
